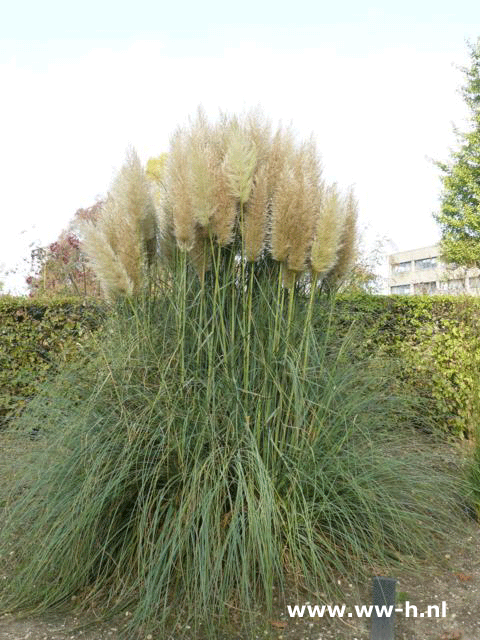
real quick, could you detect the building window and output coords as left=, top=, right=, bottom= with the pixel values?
left=392, top=261, right=412, bottom=274
left=391, top=284, right=411, bottom=294
left=469, top=276, right=480, bottom=290
left=414, top=281, right=437, bottom=294
left=439, top=279, right=465, bottom=292
left=414, top=257, right=437, bottom=270
left=448, top=279, right=465, bottom=291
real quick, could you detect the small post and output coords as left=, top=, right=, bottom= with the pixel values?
left=371, top=576, right=396, bottom=640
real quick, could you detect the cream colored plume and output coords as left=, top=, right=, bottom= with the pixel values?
left=223, top=127, right=257, bottom=205
left=168, top=130, right=197, bottom=251
left=310, top=185, right=344, bottom=276
left=200, top=118, right=237, bottom=246
left=244, top=164, right=269, bottom=261
left=188, top=140, right=216, bottom=228
left=209, top=162, right=237, bottom=246
left=82, top=223, right=134, bottom=299
left=185, top=110, right=217, bottom=229
left=81, top=149, right=158, bottom=298
left=286, top=142, right=321, bottom=273
left=270, top=141, right=320, bottom=273
left=266, top=126, right=295, bottom=200
left=270, top=165, right=295, bottom=263
left=325, top=188, right=358, bottom=284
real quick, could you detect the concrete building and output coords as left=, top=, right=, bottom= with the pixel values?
left=388, top=244, right=480, bottom=295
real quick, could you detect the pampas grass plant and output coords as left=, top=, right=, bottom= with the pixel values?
left=0, top=108, right=467, bottom=639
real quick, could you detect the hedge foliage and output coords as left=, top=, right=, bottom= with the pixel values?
left=323, top=293, right=480, bottom=440
left=0, top=296, right=104, bottom=428
left=1, top=293, right=480, bottom=439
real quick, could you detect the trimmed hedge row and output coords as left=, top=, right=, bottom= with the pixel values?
left=0, top=296, right=104, bottom=428
left=323, top=293, right=480, bottom=440
left=1, top=293, right=480, bottom=439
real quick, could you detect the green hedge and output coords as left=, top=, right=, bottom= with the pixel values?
left=2, top=293, right=480, bottom=439
left=323, top=293, right=480, bottom=440
left=0, top=296, right=104, bottom=428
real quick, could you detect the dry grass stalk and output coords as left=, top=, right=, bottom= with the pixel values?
left=82, top=149, right=158, bottom=298
left=285, top=143, right=321, bottom=273
left=188, top=231, right=211, bottom=284
left=325, top=188, right=358, bottom=284
left=245, top=109, right=272, bottom=169
left=270, top=143, right=320, bottom=273
left=168, top=130, right=197, bottom=251
left=82, top=224, right=133, bottom=298
left=281, top=263, right=297, bottom=288
left=266, top=126, right=295, bottom=200
left=185, top=112, right=217, bottom=229
left=210, top=163, right=238, bottom=246
left=244, top=164, right=269, bottom=261
left=270, top=164, right=296, bottom=263
left=310, top=185, right=344, bottom=276
left=188, top=141, right=216, bottom=228
left=223, top=127, right=257, bottom=205
left=208, top=122, right=238, bottom=246
left=156, top=198, right=177, bottom=266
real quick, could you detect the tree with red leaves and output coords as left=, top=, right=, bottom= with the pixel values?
left=27, top=201, right=103, bottom=298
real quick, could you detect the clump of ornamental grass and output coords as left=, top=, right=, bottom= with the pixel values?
left=0, top=265, right=467, bottom=639
left=0, top=109, right=468, bottom=639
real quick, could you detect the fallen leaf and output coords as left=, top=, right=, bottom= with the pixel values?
left=440, top=630, right=462, bottom=640
left=453, top=572, right=472, bottom=582
left=270, top=620, right=288, bottom=629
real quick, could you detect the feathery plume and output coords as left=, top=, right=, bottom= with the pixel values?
left=223, top=127, right=257, bottom=205
left=210, top=163, right=238, bottom=246
left=82, top=223, right=133, bottom=299
left=270, top=143, right=319, bottom=273
left=285, top=144, right=320, bottom=273
left=115, top=148, right=159, bottom=263
left=244, top=164, right=269, bottom=261
left=185, top=112, right=217, bottom=229
left=188, top=140, right=216, bottom=228
left=81, top=149, right=158, bottom=298
left=168, top=130, right=197, bottom=251
left=325, top=188, right=358, bottom=284
left=266, top=126, right=294, bottom=200
left=310, top=185, right=344, bottom=276
left=270, top=164, right=295, bottom=263
left=245, top=108, right=272, bottom=169
left=200, top=119, right=236, bottom=246
left=156, top=196, right=177, bottom=266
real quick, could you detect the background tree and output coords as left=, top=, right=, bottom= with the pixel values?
left=26, top=201, right=103, bottom=297
left=339, top=234, right=388, bottom=293
left=26, top=154, right=167, bottom=299
left=434, top=38, right=480, bottom=266
left=145, top=152, right=168, bottom=187
left=0, top=262, right=6, bottom=293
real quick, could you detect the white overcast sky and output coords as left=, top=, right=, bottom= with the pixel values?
left=1, top=0, right=479, bottom=292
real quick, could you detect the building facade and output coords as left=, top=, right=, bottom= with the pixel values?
left=388, top=245, right=480, bottom=295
